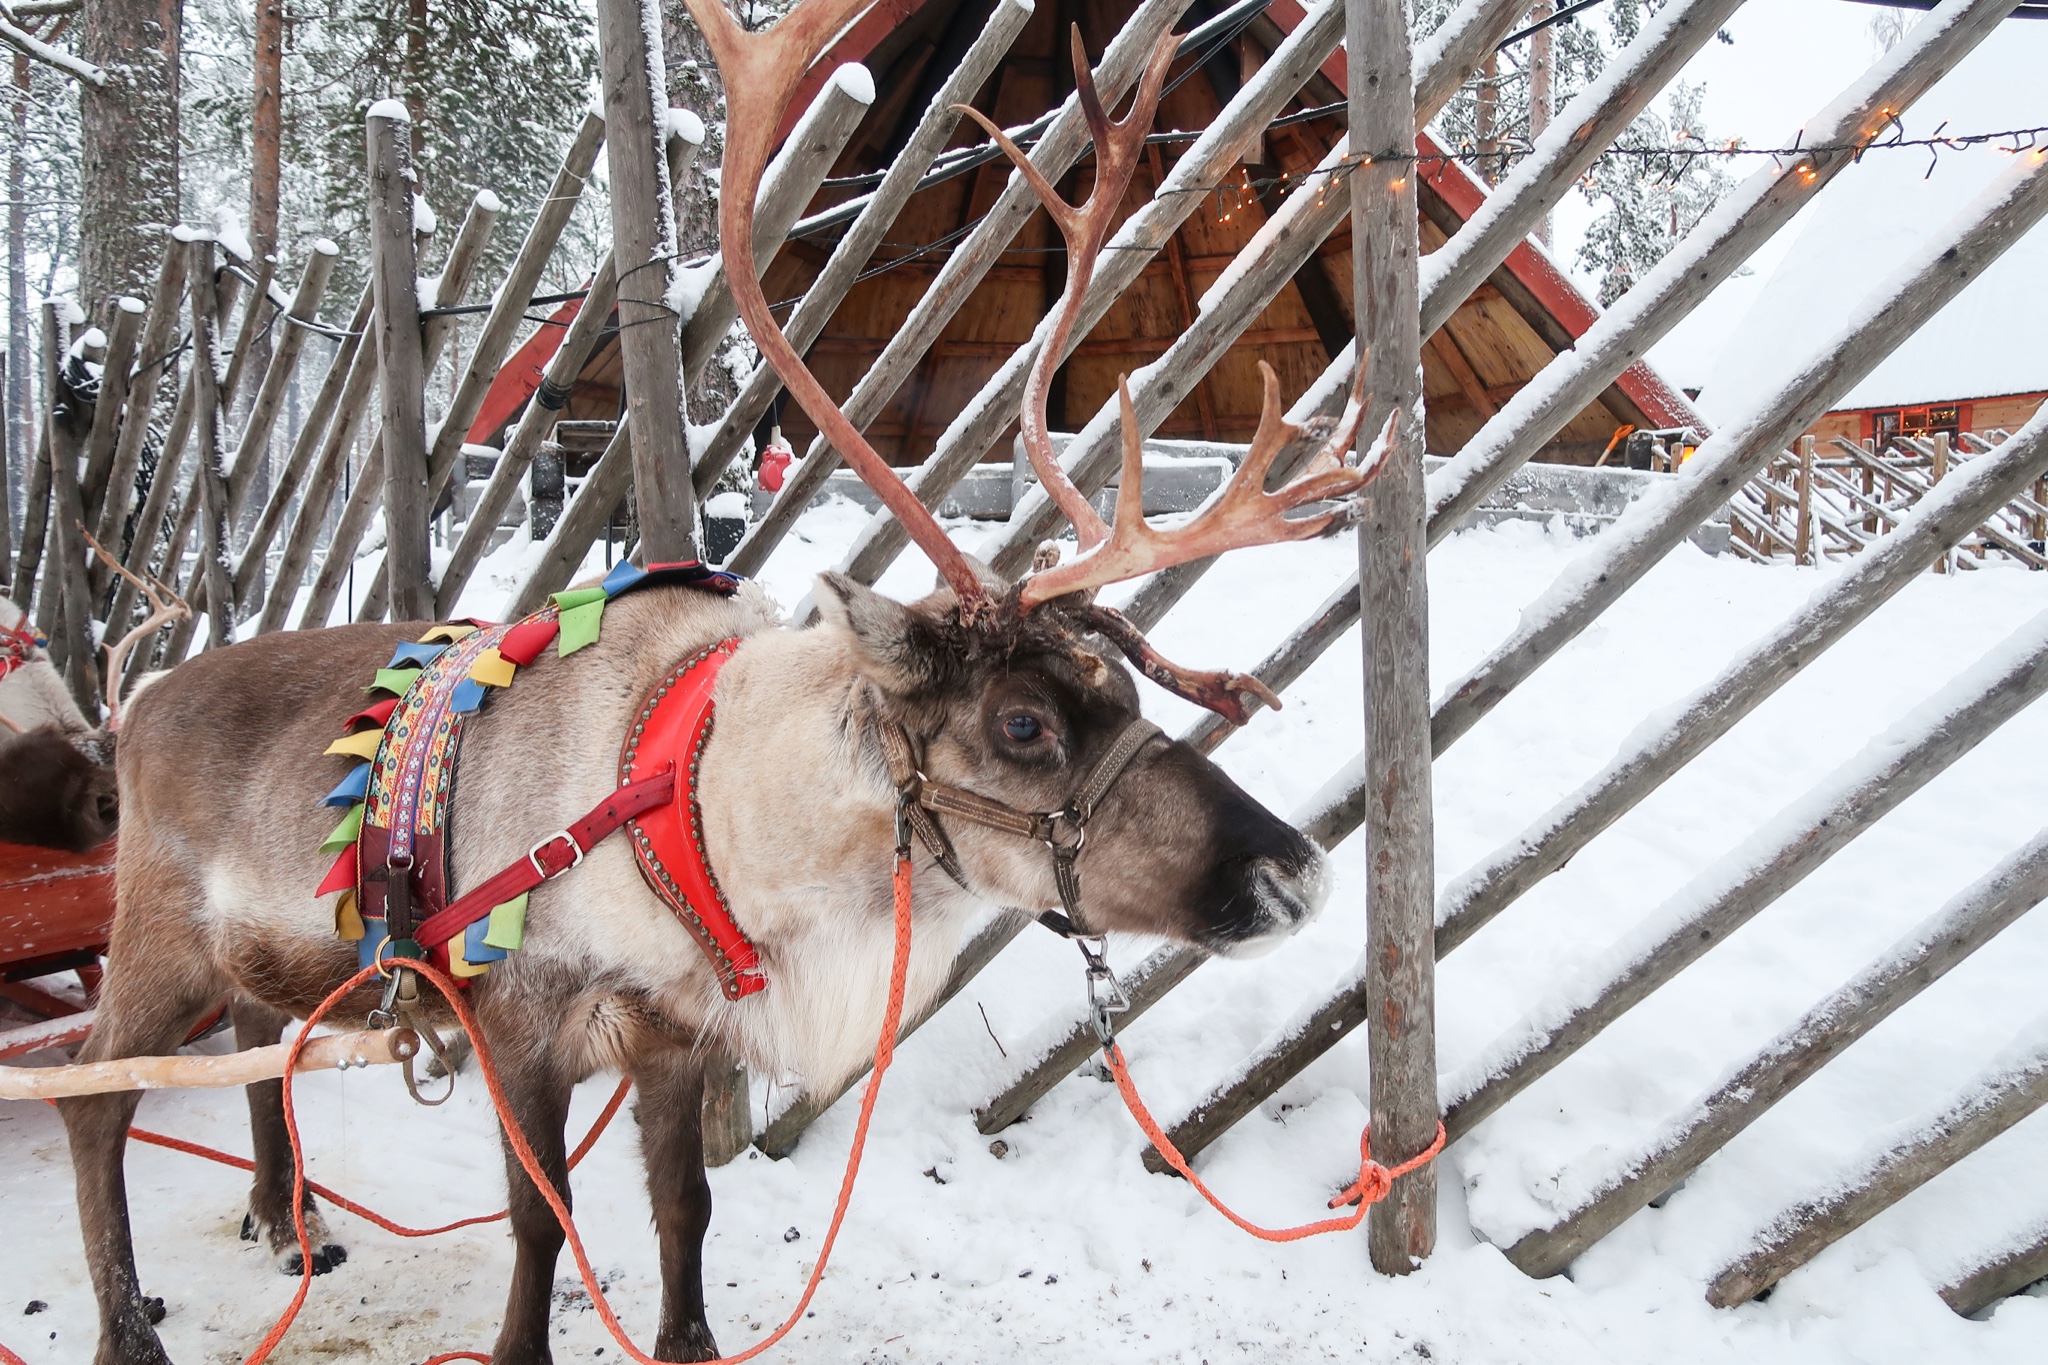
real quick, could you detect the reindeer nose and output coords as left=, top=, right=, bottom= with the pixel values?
left=1216, top=849, right=1329, bottom=958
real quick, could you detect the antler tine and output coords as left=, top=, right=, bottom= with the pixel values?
left=963, top=25, right=1178, bottom=555
left=683, top=0, right=996, bottom=611
left=1018, top=359, right=1382, bottom=614
left=79, top=523, right=191, bottom=728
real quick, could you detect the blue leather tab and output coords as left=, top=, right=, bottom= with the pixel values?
left=323, top=763, right=372, bottom=807
left=600, top=560, right=647, bottom=597
left=463, top=917, right=509, bottom=964
left=386, top=640, right=449, bottom=670
left=357, top=915, right=389, bottom=971
left=449, top=676, right=488, bottom=714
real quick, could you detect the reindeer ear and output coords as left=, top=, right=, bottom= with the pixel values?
left=813, top=572, right=956, bottom=698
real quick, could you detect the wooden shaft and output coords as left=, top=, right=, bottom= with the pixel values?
left=1422, top=0, right=1741, bottom=339
left=1941, top=1224, right=2048, bottom=1317
left=520, top=73, right=871, bottom=601
left=596, top=0, right=693, bottom=563
left=42, top=303, right=97, bottom=712
left=1435, top=405, right=2048, bottom=954
left=350, top=112, right=608, bottom=624
left=759, top=910, right=1030, bottom=1158
left=103, top=265, right=245, bottom=647
left=250, top=285, right=380, bottom=630
left=8, top=409, right=50, bottom=605
left=89, top=237, right=186, bottom=564
left=366, top=105, right=434, bottom=622
left=187, top=237, right=235, bottom=651
left=1933, top=430, right=1952, bottom=573
left=224, top=239, right=340, bottom=520
left=1706, top=1025, right=2048, bottom=1308
left=1507, top=823, right=2048, bottom=1278
left=679, top=65, right=874, bottom=390
left=1442, top=608, right=2048, bottom=1145
left=75, top=296, right=145, bottom=535
left=1350, top=0, right=1435, bottom=1270
left=1795, top=434, right=1815, bottom=564
left=721, top=0, right=1195, bottom=580
left=826, top=0, right=1343, bottom=591
left=509, top=419, right=636, bottom=616
left=434, top=259, right=620, bottom=616
left=1428, top=148, right=2048, bottom=760
left=294, top=202, right=497, bottom=630
left=0, top=1027, right=420, bottom=1100
left=688, top=0, right=1033, bottom=501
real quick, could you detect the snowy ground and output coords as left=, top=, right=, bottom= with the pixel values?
left=6, top=503, right=2048, bottom=1363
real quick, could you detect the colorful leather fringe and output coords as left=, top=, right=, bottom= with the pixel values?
left=316, top=561, right=742, bottom=984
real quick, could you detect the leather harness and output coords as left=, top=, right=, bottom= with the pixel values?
left=0, top=614, right=43, bottom=683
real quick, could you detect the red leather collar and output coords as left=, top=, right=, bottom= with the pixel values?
left=1, top=613, right=42, bottom=682
left=619, top=638, right=766, bottom=1000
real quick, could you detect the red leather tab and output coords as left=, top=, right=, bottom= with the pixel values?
left=342, top=697, right=400, bottom=731
left=499, top=616, right=561, bottom=666
left=315, top=846, right=357, bottom=897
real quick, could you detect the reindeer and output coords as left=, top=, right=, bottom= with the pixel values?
left=0, top=550, right=185, bottom=851
left=58, top=7, right=1386, bottom=1364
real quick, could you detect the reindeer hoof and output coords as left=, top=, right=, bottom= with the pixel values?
left=142, top=1296, right=166, bottom=1325
left=279, top=1243, right=348, bottom=1277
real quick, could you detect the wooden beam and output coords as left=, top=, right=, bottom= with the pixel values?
left=351, top=112, right=609, bottom=623
left=225, top=242, right=340, bottom=520
left=1442, top=608, right=2048, bottom=1145
left=1941, top=1226, right=2048, bottom=1317
left=722, top=0, right=1201, bottom=581
left=689, top=0, right=1034, bottom=501
left=292, top=199, right=497, bottom=630
left=1426, top=0, right=2015, bottom=543
left=1434, top=403, right=2048, bottom=956
left=825, top=0, right=1342, bottom=591
left=1707, top=1028, right=2048, bottom=1308
left=75, top=296, right=145, bottom=539
left=0, top=1027, right=421, bottom=1100
left=364, top=102, right=434, bottom=621
left=1349, top=0, right=1435, bottom=1273
left=1427, top=328, right=1494, bottom=417
left=596, top=0, right=693, bottom=562
left=1507, top=822, right=2048, bottom=1277
left=186, top=237, right=236, bottom=651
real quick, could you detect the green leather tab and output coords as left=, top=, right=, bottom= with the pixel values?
left=319, top=803, right=365, bottom=854
left=556, top=598, right=607, bottom=657
left=482, top=892, right=529, bottom=952
left=370, top=666, right=423, bottom=695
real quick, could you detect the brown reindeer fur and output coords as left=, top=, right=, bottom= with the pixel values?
left=0, top=726, right=119, bottom=851
left=63, top=576, right=1326, bottom=1364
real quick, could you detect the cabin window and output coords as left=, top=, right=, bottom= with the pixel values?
left=1872, top=411, right=1901, bottom=449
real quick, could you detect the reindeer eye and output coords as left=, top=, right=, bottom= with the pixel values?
left=1002, top=714, right=1043, bottom=743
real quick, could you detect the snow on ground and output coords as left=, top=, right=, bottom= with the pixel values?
left=8, top=504, right=2048, bottom=1363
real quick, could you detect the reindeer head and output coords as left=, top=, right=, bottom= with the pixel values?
left=688, top=3, right=1388, bottom=948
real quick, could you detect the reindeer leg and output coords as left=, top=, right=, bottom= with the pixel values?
left=229, top=997, right=347, bottom=1276
left=58, top=951, right=225, bottom=1365
left=633, top=1050, right=718, bottom=1362
left=488, top=1042, right=578, bottom=1365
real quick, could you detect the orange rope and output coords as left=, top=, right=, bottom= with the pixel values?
left=239, top=845, right=917, bottom=1365
left=1104, top=1042, right=1445, bottom=1241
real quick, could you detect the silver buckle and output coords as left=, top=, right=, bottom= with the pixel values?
left=527, top=831, right=584, bottom=878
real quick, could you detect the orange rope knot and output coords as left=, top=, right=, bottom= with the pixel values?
left=1105, top=1040, right=1446, bottom=1244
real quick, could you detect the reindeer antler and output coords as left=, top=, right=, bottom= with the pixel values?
left=79, top=525, right=190, bottom=729
left=1019, top=361, right=1386, bottom=611
left=956, top=25, right=1178, bottom=552
left=682, top=0, right=996, bottom=611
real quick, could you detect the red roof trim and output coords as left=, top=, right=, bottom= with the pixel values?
left=774, top=0, right=940, bottom=145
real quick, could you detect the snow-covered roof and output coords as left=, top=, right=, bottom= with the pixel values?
left=1681, top=26, right=2048, bottom=421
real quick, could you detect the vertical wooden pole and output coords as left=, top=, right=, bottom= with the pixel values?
left=42, top=303, right=98, bottom=715
left=1349, top=0, right=1437, bottom=1274
left=187, top=237, right=235, bottom=651
left=1795, top=434, right=1814, bottom=566
left=1933, top=431, right=1952, bottom=574
left=365, top=102, right=432, bottom=621
left=596, top=0, right=694, bottom=563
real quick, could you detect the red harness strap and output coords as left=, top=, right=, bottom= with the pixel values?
left=411, top=769, right=676, bottom=953
left=0, top=613, right=43, bottom=682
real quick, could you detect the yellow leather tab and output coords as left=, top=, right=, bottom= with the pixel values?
left=468, top=647, right=517, bottom=689
left=420, top=623, right=479, bottom=643
left=324, top=728, right=385, bottom=761
left=334, top=891, right=365, bottom=942
left=447, top=936, right=491, bottom=979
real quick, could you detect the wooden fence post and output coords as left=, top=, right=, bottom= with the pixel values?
left=187, top=236, right=235, bottom=650
left=1795, top=434, right=1815, bottom=565
left=1933, top=430, right=1952, bottom=573
left=1350, top=0, right=1436, bottom=1274
left=595, top=0, right=693, bottom=562
left=365, top=100, right=432, bottom=622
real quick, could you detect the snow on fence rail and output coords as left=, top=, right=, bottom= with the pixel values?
left=11, top=0, right=2048, bottom=1311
